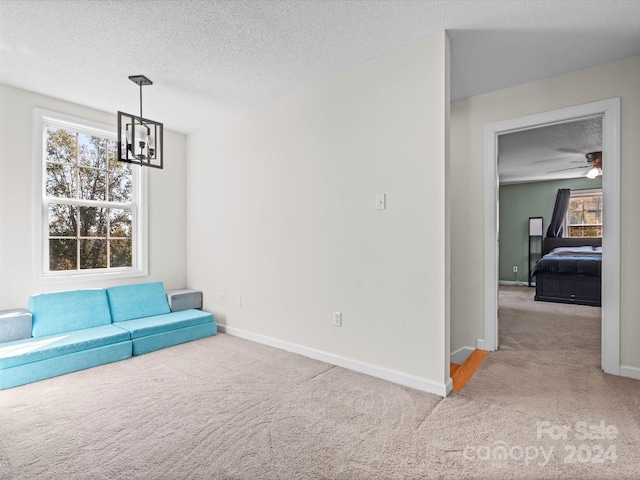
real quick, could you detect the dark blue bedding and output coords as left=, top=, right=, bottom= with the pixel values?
left=531, top=246, right=602, bottom=277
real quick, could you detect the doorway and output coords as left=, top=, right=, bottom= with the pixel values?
left=482, top=98, right=620, bottom=375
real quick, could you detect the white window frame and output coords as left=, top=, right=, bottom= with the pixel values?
left=32, top=108, right=148, bottom=284
left=566, top=188, right=603, bottom=238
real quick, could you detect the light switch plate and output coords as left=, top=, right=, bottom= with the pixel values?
left=376, top=193, right=386, bottom=210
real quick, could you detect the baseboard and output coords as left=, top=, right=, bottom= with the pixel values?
left=619, top=365, right=640, bottom=381
left=217, top=324, right=450, bottom=397
left=499, top=280, right=531, bottom=287
left=450, top=346, right=474, bottom=364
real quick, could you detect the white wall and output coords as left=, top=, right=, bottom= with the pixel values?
left=187, top=33, right=450, bottom=395
left=450, top=54, right=640, bottom=370
left=0, top=84, right=187, bottom=309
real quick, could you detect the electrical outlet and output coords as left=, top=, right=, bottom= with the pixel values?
left=513, top=266, right=518, bottom=273
left=218, top=293, right=226, bottom=305
left=333, top=311, right=342, bottom=327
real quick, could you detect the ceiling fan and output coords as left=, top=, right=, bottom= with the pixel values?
left=547, top=151, right=602, bottom=179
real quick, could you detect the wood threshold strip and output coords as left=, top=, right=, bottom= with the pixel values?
left=450, top=349, right=489, bottom=392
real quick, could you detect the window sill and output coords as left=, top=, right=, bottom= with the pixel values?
left=34, top=268, right=148, bottom=286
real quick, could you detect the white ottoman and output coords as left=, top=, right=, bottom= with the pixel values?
left=0, top=308, right=32, bottom=343
left=166, top=289, right=202, bottom=312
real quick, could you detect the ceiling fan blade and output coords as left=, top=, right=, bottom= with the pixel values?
left=557, top=147, right=585, bottom=154
left=547, top=165, right=588, bottom=173
left=532, top=155, right=581, bottom=164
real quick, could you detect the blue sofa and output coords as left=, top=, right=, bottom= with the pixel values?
left=0, top=282, right=216, bottom=390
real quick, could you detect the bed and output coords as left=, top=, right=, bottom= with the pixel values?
left=531, top=237, right=602, bottom=307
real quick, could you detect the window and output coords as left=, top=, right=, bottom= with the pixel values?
left=567, top=189, right=602, bottom=238
left=34, top=109, right=147, bottom=282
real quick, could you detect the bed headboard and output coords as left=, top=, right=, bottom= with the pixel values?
left=542, top=237, right=602, bottom=255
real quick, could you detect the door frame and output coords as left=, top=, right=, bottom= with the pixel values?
left=482, top=98, right=620, bottom=375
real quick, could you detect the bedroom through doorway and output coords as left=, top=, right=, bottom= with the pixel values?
left=483, top=98, right=621, bottom=375
left=496, top=117, right=604, bottom=363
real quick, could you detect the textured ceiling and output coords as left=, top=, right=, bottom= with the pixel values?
left=1, top=0, right=640, bottom=135
left=498, top=117, right=603, bottom=184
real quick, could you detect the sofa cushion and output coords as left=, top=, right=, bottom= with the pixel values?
left=131, top=322, right=216, bottom=356
left=0, top=324, right=131, bottom=369
left=106, top=282, right=171, bottom=322
left=0, top=342, right=132, bottom=390
left=114, top=309, right=213, bottom=339
left=29, top=289, right=112, bottom=337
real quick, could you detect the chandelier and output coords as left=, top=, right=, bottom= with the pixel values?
left=117, top=75, right=163, bottom=169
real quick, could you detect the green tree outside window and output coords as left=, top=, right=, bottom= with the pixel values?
left=45, top=126, right=133, bottom=271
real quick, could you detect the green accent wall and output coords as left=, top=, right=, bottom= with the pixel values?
left=499, top=177, right=602, bottom=282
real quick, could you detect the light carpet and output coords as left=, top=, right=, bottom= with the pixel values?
left=1, top=287, right=639, bottom=479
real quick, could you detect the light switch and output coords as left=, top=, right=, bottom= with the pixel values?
left=376, top=194, right=386, bottom=210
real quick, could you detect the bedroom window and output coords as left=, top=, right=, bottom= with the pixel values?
left=567, top=189, right=602, bottom=238
left=33, top=109, right=148, bottom=283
